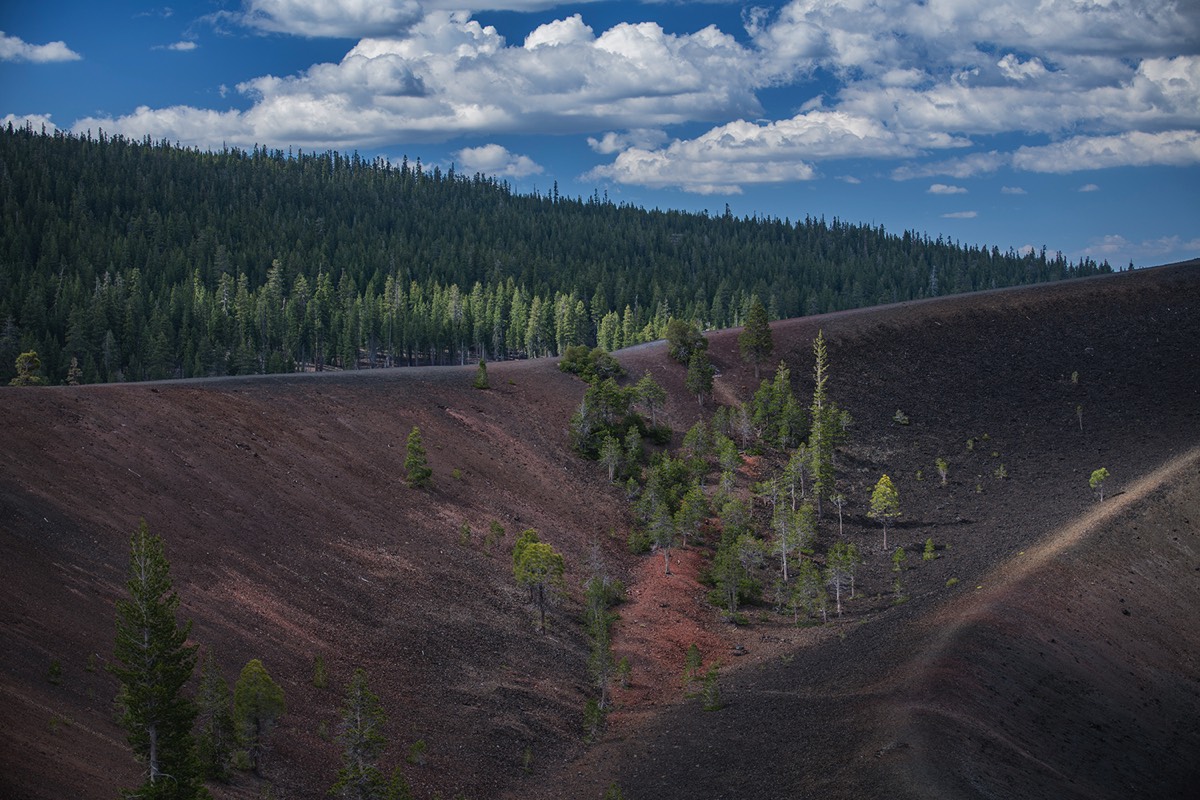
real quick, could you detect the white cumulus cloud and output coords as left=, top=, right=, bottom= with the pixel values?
left=77, top=10, right=759, bottom=150
left=2, top=113, right=58, bottom=132
left=454, top=143, right=542, bottom=177
left=942, top=210, right=978, bottom=219
left=0, top=31, right=81, bottom=63
left=928, top=183, right=967, bottom=194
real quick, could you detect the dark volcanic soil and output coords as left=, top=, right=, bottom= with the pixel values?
left=2, top=262, right=1198, bottom=800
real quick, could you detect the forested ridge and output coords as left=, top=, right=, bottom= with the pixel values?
left=0, top=125, right=1111, bottom=385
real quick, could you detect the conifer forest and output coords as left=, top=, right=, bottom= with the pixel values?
left=0, top=125, right=1112, bottom=385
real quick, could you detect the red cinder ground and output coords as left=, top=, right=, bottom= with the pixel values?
left=2, top=262, right=1198, bottom=800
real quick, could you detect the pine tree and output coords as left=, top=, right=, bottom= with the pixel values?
left=233, top=659, right=285, bottom=774
left=513, top=537, right=565, bottom=633
left=195, top=649, right=236, bottom=782
left=10, top=350, right=46, bottom=386
left=737, top=296, right=773, bottom=379
left=330, top=669, right=395, bottom=800
left=472, top=358, right=489, bottom=389
left=807, top=331, right=835, bottom=515
left=110, top=520, right=205, bottom=799
left=867, top=474, right=901, bottom=551
left=685, top=350, right=715, bottom=407
left=404, top=426, right=432, bottom=488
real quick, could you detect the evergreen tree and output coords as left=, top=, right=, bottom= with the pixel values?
left=404, top=426, right=432, bottom=488
left=826, top=542, right=858, bottom=616
left=330, top=668, right=396, bottom=800
left=806, top=330, right=842, bottom=515
left=111, top=520, right=205, bottom=799
left=233, top=659, right=285, bottom=774
left=737, top=296, right=773, bottom=379
left=10, top=350, right=46, bottom=386
left=867, top=474, right=901, bottom=551
left=195, top=649, right=236, bottom=782
left=513, top=539, right=565, bottom=633
left=665, top=319, right=706, bottom=365
left=685, top=351, right=715, bottom=407
left=473, top=358, right=489, bottom=389
left=633, top=371, right=667, bottom=427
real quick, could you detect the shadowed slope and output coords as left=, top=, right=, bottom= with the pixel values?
left=1, top=263, right=1197, bottom=800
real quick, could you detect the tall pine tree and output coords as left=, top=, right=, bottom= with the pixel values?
left=331, top=668, right=399, bottom=800
left=111, top=520, right=206, bottom=799
left=737, top=297, right=773, bottom=379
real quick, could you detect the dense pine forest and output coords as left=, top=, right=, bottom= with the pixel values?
left=0, top=125, right=1111, bottom=385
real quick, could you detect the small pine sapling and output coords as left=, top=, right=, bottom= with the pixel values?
left=891, top=547, right=907, bottom=599
left=923, top=538, right=936, bottom=561
left=701, top=663, right=723, bottom=711
left=1090, top=467, right=1110, bottom=502
left=682, top=643, right=703, bottom=694
left=935, top=457, right=949, bottom=486
left=473, top=358, right=489, bottom=389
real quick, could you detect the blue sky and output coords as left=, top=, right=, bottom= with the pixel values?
left=2, top=1, right=1198, bottom=267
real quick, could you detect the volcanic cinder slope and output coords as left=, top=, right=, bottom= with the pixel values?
left=2, top=262, right=1198, bottom=800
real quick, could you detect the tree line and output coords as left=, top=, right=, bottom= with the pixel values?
left=1, top=124, right=1112, bottom=385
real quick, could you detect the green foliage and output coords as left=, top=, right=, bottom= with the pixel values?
left=633, top=372, right=668, bottom=428
left=946, top=577, right=960, bottom=588
left=994, top=463, right=1008, bottom=480
left=404, top=427, right=432, bottom=488
left=196, top=649, right=236, bottom=782
left=749, top=363, right=805, bottom=450
left=47, top=659, right=63, bottom=685
left=666, top=319, right=708, bottom=365
left=385, top=768, right=414, bottom=800
left=825, top=542, right=860, bottom=616
left=583, top=697, right=606, bottom=743
left=602, top=783, right=627, bottom=800
left=867, top=474, right=901, bottom=551
left=10, top=350, right=46, bottom=386
left=683, top=643, right=704, bottom=692
left=111, top=520, right=204, bottom=800
left=330, top=669, right=394, bottom=800
left=407, top=739, right=427, bottom=766
left=0, top=128, right=1110, bottom=385
left=891, top=547, right=908, bottom=599
left=313, top=654, right=328, bottom=689
left=791, top=558, right=828, bottom=623
left=935, top=457, right=949, bottom=486
left=570, top=378, right=648, bottom=459
left=233, top=659, right=286, bottom=774
left=685, top=350, right=715, bottom=406
left=701, top=663, right=723, bottom=711
left=738, top=296, right=774, bottom=378
left=583, top=552, right=623, bottom=709
left=1090, top=467, right=1110, bottom=501
left=560, top=345, right=624, bottom=383
left=892, top=409, right=910, bottom=425
left=485, top=520, right=506, bottom=550
left=616, top=656, right=631, bottom=689
left=923, top=538, right=936, bottom=561
left=457, top=523, right=472, bottom=545
left=513, top=537, right=566, bottom=633
left=473, top=358, right=489, bottom=389
left=674, top=483, right=709, bottom=546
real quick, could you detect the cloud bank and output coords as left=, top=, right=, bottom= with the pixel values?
left=59, top=0, right=1200, bottom=195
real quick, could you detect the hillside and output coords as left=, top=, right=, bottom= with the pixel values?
left=1, top=261, right=1197, bottom=799
left=0, top=126, right=1110, bottom=386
